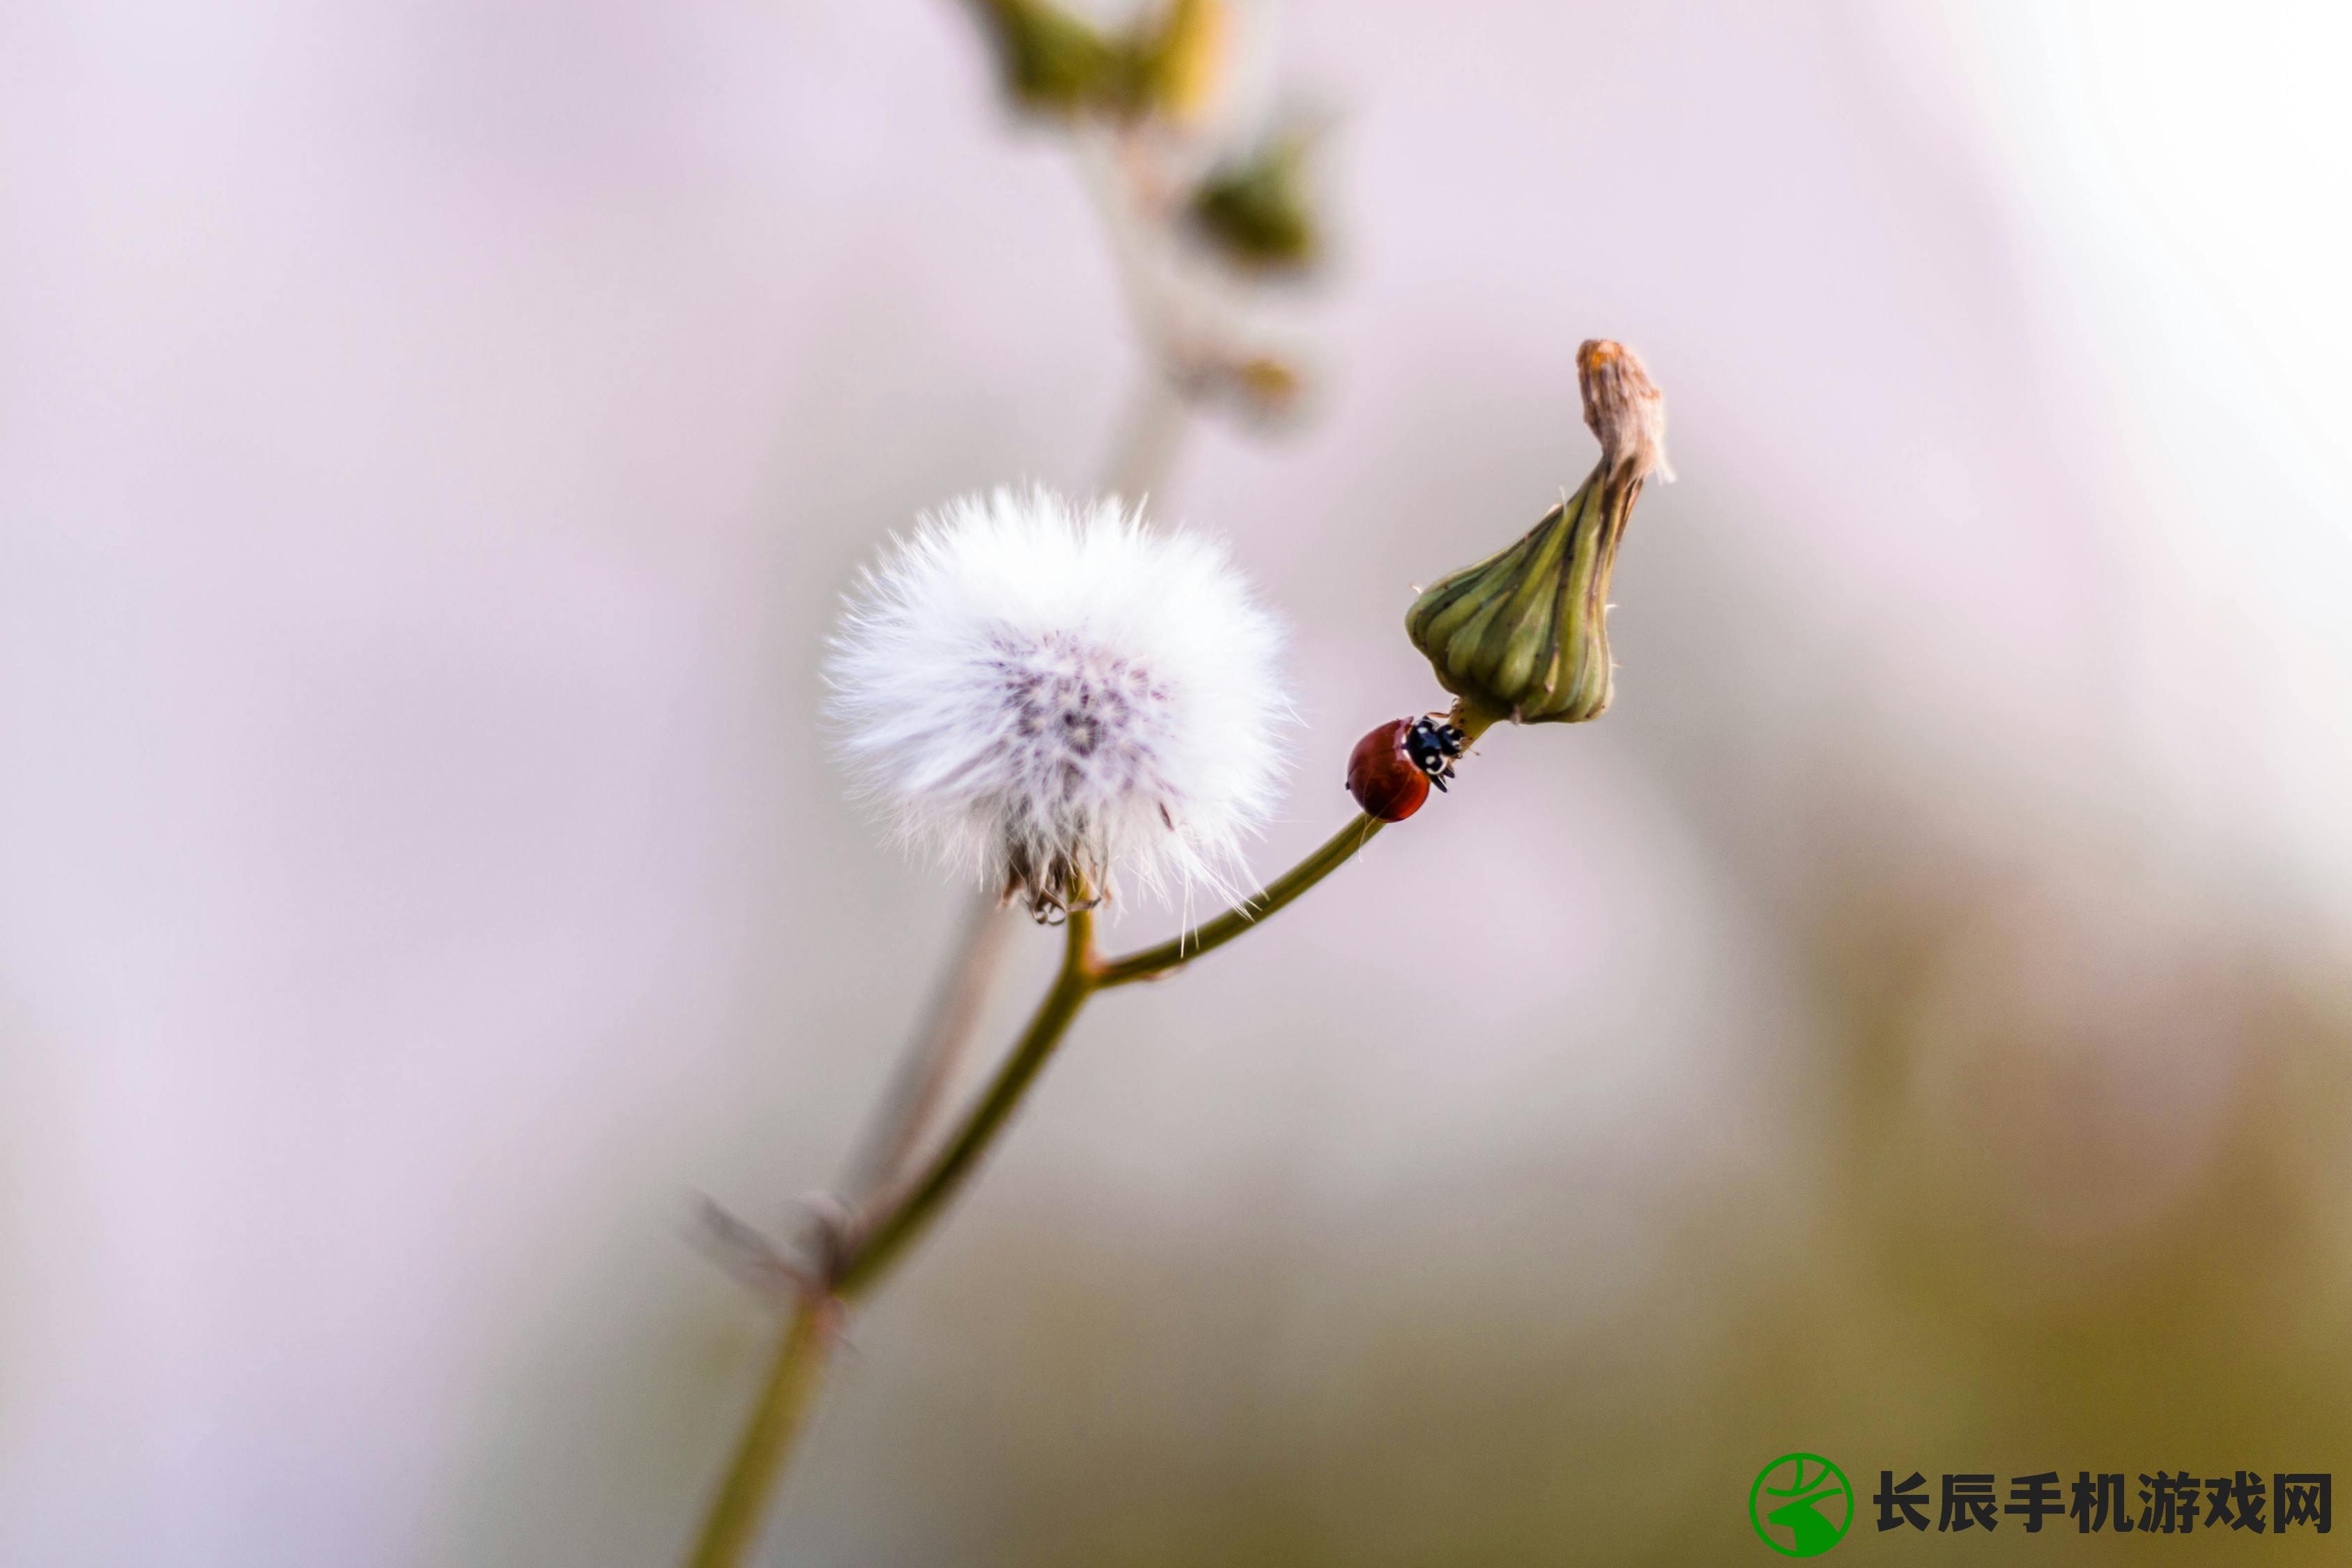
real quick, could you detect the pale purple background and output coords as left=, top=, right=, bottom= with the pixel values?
left=5, top=3, right=2351, bottom=1563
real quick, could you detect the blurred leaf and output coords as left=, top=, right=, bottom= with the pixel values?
left=1190, top=130, right=1320, bottom=272
left=970, top=0, right=1127, bottom=116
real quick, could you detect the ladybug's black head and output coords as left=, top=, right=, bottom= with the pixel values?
left=1402, top=716, right=1468, bottom=789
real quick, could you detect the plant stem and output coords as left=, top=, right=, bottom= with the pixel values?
left=839, top=900, right=1098, bottom=1296
left=681, top=810, right=1391, bottom=1563
left=682, top=1294, right=834, bottom=1568
left=677, top=900, right=1093, bottom=1568
left=1102, top=369, right=1191, bottom=505
left=832, top=131, right=1201, bottom=1211
left=1093, top=814, right=1385, bottom=987
left=839, top=891, right=1017, bottom=1201
left=846, top=808, right=1394, bottom=1286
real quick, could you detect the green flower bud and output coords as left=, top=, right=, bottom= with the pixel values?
left=1189, top=129, right=1320, bottom=273
left=1406, top=339, right=1669, bottom=725
left=967, top=0, right=1228, bottom=124
left=969, top=0, right=1125, bottom=116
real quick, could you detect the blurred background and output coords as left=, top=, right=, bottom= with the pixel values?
left=6, top=1, right=2352, bottom=1562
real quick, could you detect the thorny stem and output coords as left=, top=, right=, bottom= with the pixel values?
left=681, top=808, right=1400, bottom=1567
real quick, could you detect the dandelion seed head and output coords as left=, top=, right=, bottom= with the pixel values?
left=827, top=488, right=1289, bottom=918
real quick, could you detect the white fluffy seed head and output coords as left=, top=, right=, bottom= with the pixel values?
left=827, top=487, right=1291, bottom=918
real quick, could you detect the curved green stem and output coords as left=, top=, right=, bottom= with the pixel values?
left=677, top=907, right=1098, bottom=1568
left=681, top=806, right=1399, bottom=1565
left=845, top=805, right=1397, bottom=1291
left=1093, top=814, right=1385, bottom=986
left=840, top=902, right=1099, bottom=1296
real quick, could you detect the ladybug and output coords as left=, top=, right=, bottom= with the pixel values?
left=1346, top=715, right=1468, bottom=822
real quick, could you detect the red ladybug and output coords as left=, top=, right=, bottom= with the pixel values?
left=1346, top=716, right=1467, bottom=821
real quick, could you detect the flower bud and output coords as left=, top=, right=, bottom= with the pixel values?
left=1189, top=128, right=1321, bottom=274
left=969, top=0, right=1125, bottom=116
left=968, top=0, right=1231, bottom=125
left=1404, top=340, right=1668, bottom=725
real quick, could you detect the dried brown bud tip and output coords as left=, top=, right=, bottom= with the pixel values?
left=1576, top=339, right=1672, bottom=484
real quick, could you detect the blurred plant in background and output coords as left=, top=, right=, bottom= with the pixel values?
left=676, top=5, right=1367, bottom=1561
left=681, top=346, right=1675, bottom=1562
left=810, top=0, right=1337, bottom=1314
left=668, top=13, right=1691, bottom=1563
left=969, top=0, right=1323, bottom=483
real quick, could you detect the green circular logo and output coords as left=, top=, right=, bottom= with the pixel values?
left=1748, top=1453, right=1854, bottom=1556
